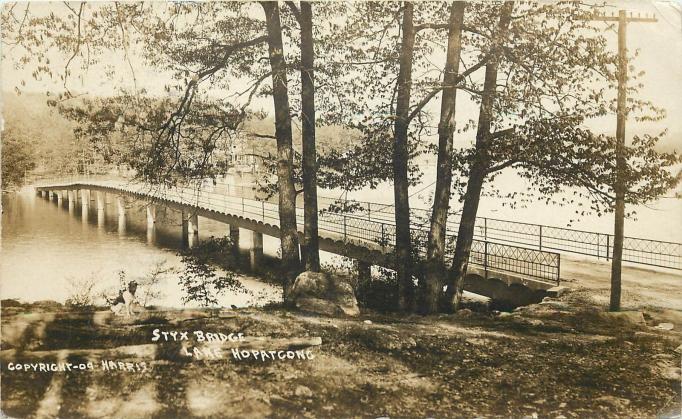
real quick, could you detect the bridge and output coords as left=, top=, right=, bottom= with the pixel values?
left=34, top=176, right=681, bottom=306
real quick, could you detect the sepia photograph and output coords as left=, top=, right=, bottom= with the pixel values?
left=1, top=1, right=681, bottom=417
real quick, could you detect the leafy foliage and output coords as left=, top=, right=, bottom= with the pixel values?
left=1, top=125, right=37, bottom=190
left=177, top=236, right=249, bottom=307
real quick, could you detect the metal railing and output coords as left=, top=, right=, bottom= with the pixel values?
left=35, top=177, right=562, bottom=284
left=314, top=193, right=681, bottom=271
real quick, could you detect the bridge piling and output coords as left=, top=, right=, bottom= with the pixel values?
left=180, top=210, right=199, bottom=247
left=181, top=210, right=189, bottom=247
left=96, top=192, right=106, bottom=213
left=188, top=213, right=199, bottom=238
left=229, top=225, right=240, bottom=257
left=116, top=196, right=125, bottom=217
left=81, top=190, right=90, bottom=211
left=67, top=190, right=75, bottom=214
left=356, top=260, right=372, bottom=284
left=146, top=205, right=156, bottom=227
left=56, top=191, right=63, bottom=206
left=250, top=231, right=263, bottom=271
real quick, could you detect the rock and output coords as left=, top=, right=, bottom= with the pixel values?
left=333, top=281, right=360, bottom=316
left=460, top=291, right=492, bottom=310
left=294, top=385, right=313, bottom=398
left=546, top=286, right=569, bottom=297
left=296, top=297, right=344, bottom=316
left=363, top=320, right=372, bottom=325
left=290, top=271, right=331, bottom=300
left=456, top=308, right=473, bottom=317
left=498, top=311, right=513, bottom=318
left=655, top=322, right=674, bottom=331
left=290, top=271, right=360, bottom=317
left=674, top=344, right=682, bottom=354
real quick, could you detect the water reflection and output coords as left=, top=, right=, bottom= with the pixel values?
left=1, top=191, right=281, bottom=307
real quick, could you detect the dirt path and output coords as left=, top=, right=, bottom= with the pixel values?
left=561, top=256, right=682, bottom=311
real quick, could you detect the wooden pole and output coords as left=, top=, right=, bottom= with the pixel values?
left=609, top=10, right=628, bottom=312
left=581, top=10, right=657, bottom=312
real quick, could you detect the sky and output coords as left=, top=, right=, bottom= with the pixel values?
left=1, top=0, right=681, bottom=150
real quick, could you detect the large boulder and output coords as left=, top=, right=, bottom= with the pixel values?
left=290, top=271, right=360, bottom=317
left=289, top=271, right=331, bottom=300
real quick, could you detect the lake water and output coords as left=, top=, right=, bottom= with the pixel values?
left=0, top=191, right=283, bottom=307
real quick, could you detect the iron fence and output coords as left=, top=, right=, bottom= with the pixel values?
left=317, top=194, right=680, bottom=271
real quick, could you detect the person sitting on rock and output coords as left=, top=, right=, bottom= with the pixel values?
left=110, top=281, right=142, bottom=316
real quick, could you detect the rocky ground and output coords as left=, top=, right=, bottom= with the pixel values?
left=1, top=290, right=681, bottom=418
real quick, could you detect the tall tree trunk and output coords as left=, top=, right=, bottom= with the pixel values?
left=446, top=1, right=513, bottom=311
left=300, top=1, right=320, bottom=272
left=261, top=1, right=301, bottom=299
left=394, top=2, right=417, bottom=311
left=422, top=2, right=466, bottom=314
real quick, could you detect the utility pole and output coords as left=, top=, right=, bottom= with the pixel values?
left=584, top=10, right=657, bottom=311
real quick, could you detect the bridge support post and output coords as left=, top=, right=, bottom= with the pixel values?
left=96, top=191, right=106, bottom=213
left=180, top=210, right=198, bottom=247
left=230, top=225, right=240, bottom=258
left=146, top=205, right=156, bottom=227
left=67, top=190, right=75, bottom=214
left=188, top=213, right=199, bottom=237
left=250, top=231, right=263, bottom=272
left=147, top=225, right=156, bottom=245
left=116, top=196, right=126, bottom=217
left=57, top=191, right=63, bottom=205
left=181, top=210, right=189, bottom=247
left=81, top=190, right=90, bottom=211
left=115, top=196, right=126, bottom=234
left=356, top=260, right=372, bottom=285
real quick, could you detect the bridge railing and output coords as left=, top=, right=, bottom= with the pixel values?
left=316, top=194, right=682, bottom=271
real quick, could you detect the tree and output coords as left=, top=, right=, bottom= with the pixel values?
left=261, top=1, right=301, bottom=295
left=286, top=1, right=320, bottom=272
left=422, top=2, right=466, bottom=314
left=446, top=1, right=514, bottom=309
left=178, top=237, right=249, bottom=307
left=392, top=2, right=418, bottom=311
